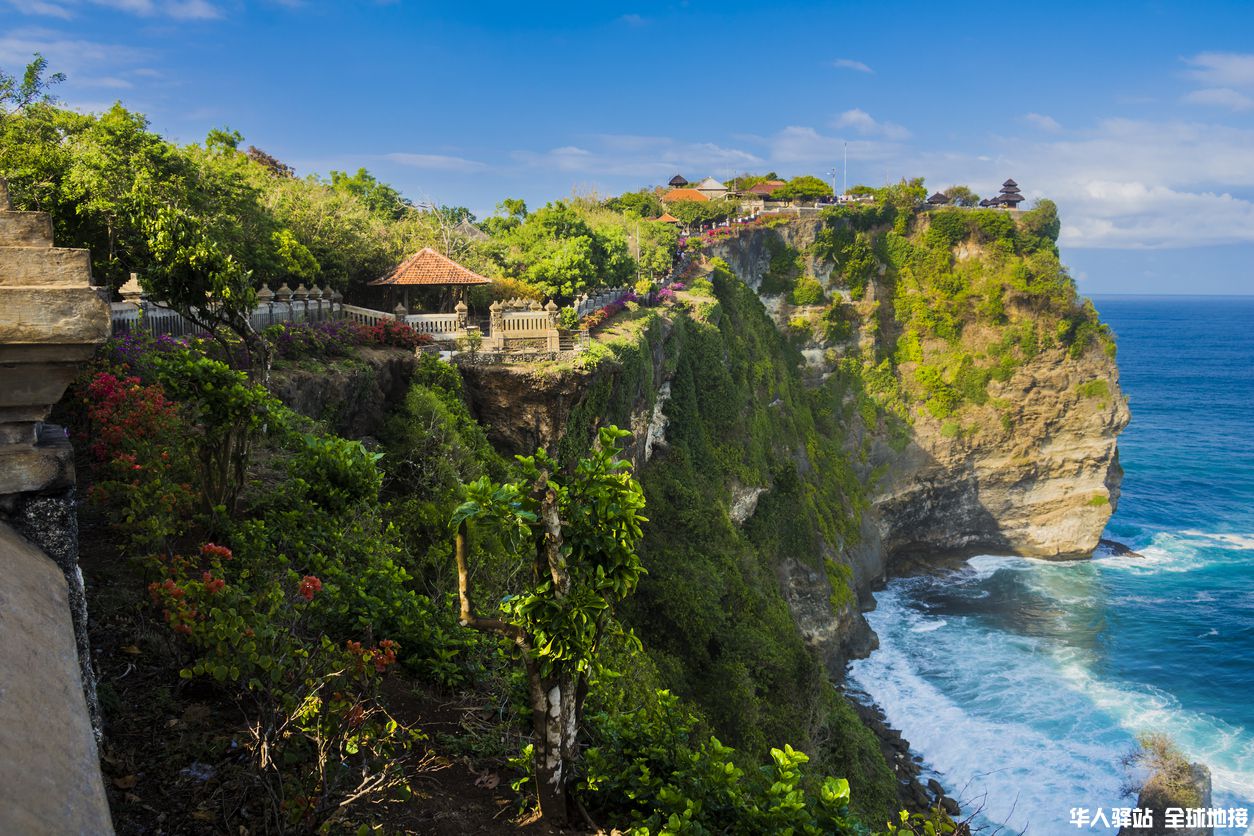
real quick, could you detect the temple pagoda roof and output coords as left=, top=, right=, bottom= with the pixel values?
left=369, top=247, right=492, bottom=287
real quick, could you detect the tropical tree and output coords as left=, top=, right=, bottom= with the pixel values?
left=943, top=185, right=981, bottom=207
left=451, top=427, right=647, bottom=825
left=329, top=167, right=411, bottom=220
left=773, top=175, right=834, bottom=202
left=0, top=53, right=64, bottom=123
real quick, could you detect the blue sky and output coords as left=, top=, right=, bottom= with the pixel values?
left=4, top=0, right=1254, bottom=294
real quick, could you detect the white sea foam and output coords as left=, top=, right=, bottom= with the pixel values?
left=851, top=574, right=1254, bottom=835
left=1179, top=530, right=1254, bottom=550
left=964, top=554, right=1024, bottom=581
left=1059, top=654, right=1254, bottom=803
left=850, top=587, right=1128, bottom=833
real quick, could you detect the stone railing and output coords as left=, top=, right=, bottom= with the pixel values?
left=342, top=303, right=394, bottom=327
left=575, top=286, right=631, bottom=318
left=110, top=278, right=342, bottom=337
left=0, top=177, right=115, bottom=832
left=487, top=298, right=561, bottom=352
left=405, top=300, right=469, bottom=341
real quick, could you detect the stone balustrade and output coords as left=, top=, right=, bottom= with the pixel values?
left=487, top=298, right=561, bottom=351
left=575, top=286, right=631, bottom=318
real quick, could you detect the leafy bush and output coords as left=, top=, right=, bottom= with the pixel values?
left=790, top=276, right=825, bottom=306
left=148, top=538, right=421, bottom=831
left=581, top=690, right=862, bottom=834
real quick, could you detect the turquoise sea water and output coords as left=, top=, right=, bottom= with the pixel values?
left=847, top=296, right=1254, bottom=835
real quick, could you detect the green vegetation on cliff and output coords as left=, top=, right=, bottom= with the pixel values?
left=556, top=264, right=900, bottom=821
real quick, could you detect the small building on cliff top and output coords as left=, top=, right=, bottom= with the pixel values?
left=369, top=247, right=492, bottom=312
left=982, top=179, right=1026, bottom=209
left=693, top=176, right=730, bottom=200
left=662, top=188, right=709, bottom=203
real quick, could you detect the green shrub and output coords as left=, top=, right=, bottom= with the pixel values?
left=582, top=690, right=862, bottom=834
left=1077, top=378, right=1110, bottom=400
left=790, top=275, right=825, bottom=306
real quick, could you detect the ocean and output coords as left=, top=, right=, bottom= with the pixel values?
left=847, top=296, right=1254, bottom=835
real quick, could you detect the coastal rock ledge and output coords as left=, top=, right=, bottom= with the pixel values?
left=871, top=342, right=1129, bottom=563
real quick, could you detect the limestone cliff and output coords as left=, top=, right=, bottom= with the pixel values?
left=452, top=208, right=1126, bottom=816
left=709, top=211, right=1128, bottom=573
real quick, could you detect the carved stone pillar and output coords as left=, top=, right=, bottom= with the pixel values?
left=0, top=178, right=109, bottom=491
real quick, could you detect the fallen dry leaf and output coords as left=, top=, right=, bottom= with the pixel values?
left=113, top=774, right=138, bottom=790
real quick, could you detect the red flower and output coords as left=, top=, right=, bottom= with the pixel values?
left=298, top=575, right=322, bottom=601
left=200, top=543, right=233, bottom=560
left=201, top=571, right=226, bottom=595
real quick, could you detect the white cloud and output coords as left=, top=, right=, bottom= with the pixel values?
left=832, top=108, right=910, bottom=141
left=384, top=153, right=488, bottom=173
left=1023, top=112, right=1063, bottom=133
left=165, top=0, right=219, bottom=19
left=1184, top=52, right=1254, bottom=88
left=5, top=0, right=221, bottom=18
left=1183, top=87, right=1254, bottom=111
left=0, top=27, right=150, bottom=76
left=912, top=116, right=1254, bottom=249
left=513, top=134, right=761, bottom=179
left=833, top=58, right=872, bottom=73
left=6, top=0, right=74, bottom=18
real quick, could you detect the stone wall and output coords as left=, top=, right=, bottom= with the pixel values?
left=0, top=523, right=114, bottom=834
left=0, top=178, right=114, bottom=831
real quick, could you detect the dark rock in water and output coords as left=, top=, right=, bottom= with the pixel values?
left=909, top=779, right=931, bottom=808
left=927, top=778, right=945, bottom=798
left=1100, top=537, right=1143, bottom=557
left=940, top=796, right=960, bottom=816
left=1117, top=761, right=1212, bottom=835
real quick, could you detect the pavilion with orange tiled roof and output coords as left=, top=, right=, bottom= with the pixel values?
left=655, top=212, right=681, bottom=224
left=370, top=246, right=492, bottom=311
left=662, top=188, right=709, bottom=203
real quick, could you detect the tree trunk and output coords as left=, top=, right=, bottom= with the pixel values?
left=528, top=665, right=579, bottom=826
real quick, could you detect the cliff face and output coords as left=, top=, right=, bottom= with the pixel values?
left=451, top=212, right=1126, bottom=817
left=709, top=214, right=1129, bottom=572
left=875, top=346, right=1126, bottom=560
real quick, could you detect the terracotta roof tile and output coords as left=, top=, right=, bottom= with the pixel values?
left=747, top=180, right=785, bottom=195
left=662, top=188, right=710, bottom=203
left=655, top=212, right=681, bottom=223
left=369, top=247, right=493, bottom=286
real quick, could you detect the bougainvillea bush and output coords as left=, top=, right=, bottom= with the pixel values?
left=75, top=338, right=464, bottom=830
left=83, top=370, right=197, bottom=550
left=265, top=318, right=434, bottom=359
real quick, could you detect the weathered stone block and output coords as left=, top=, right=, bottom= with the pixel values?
left=0, top=210, right=53, bottom=248
left=0, top=522, right=114, bottom=835
left=0, top=363, right=81, bottom=409
left=0, top=287, right=111, bottom=344
left=0, top=246, right=92, bottom=287
left=0, top=442, right=75, bottom=495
